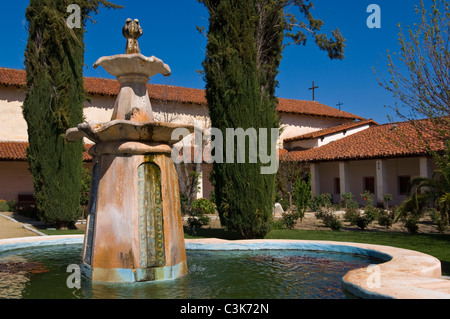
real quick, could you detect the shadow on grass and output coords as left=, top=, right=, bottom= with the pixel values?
left=183, top=226, right=244, bottom=240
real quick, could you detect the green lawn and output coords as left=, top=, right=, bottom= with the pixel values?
left=40, top=229, right=86, bottom=236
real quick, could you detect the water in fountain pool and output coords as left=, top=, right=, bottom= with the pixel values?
left=0, top=245, right=382, bottom=299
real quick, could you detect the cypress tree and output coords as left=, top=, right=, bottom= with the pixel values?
left=23, top=0, right=120, bottom=229
left=202, top=0, right=278, bottom=238
left=200, top=0, right=345, bottom=238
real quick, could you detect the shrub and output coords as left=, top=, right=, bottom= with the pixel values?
left=436, top=218, right=448, bottom=234
left=353, top=207, right=380, bottom=230
left=0, top=200, right=8, bottom=212
left=321, top=212, right=342, bottom=231
left=356, top=215, right=372, bottom=230
left=361, top=191, right=375, bottom=207
left=187, top=198, right=215, bottom=234
left=191, top=198, right=216, bottom=216
left=364, top=206, right=379, bottom=223
left=293, top=175, right=311, bottom=221
left=377, top=210, right=394, bottom=229
left=281, top=211, right=300, bottom=230
left=309, top=193, right=332, bottom=213
left=383, top=194, right=393, bottom=209
left=188, top=215, right=211, bottom=233
left=271, top=219, right=286, bottom=230
left=7, top=200, right=17, bottom=213
left=341, top=193, right=359, bottom=210
left=344, top=207, right=360, bottom=225
left=404, top=217, right=419, bottom=233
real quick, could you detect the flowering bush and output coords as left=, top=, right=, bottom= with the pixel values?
left=361, top=191, right=374, bottom=207
left=0, top=200, right=8, bottom=212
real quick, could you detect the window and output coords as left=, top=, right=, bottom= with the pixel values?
left=398, top=176, right=411, bottom=195
left=363, top=177, right=375, bottom=194
left=334, top=178, right=341, bottom=195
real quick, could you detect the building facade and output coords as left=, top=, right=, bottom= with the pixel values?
left=284, top=120, right=444, bottom=206
left=0, top=67, right=364, bottom=202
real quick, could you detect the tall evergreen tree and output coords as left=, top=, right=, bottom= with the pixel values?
left=23, top=0, right=120, bottom=229
left=200, top=0, right=345, bottom=238
left=201, top=0, right=276, bottom=238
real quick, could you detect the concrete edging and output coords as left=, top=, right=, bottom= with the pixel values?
left=0, top=236, right=449, bottom=299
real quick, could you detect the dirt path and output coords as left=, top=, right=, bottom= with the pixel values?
left=0, top=213, right=41, bottom=239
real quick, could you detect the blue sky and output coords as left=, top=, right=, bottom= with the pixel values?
left=0, top=1, right=428, bottom=124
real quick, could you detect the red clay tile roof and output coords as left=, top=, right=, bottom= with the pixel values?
left=283, top=119, right=447, bottom=162
left=0, top=141, right=93, bottom=162
left=277, top=99, right=364, bottom=120
left=284, top=119, right=378, bottom=143
left=0, top=67, right=363, bottom=120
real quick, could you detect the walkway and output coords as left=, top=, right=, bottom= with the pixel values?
left=0, top=212, right=48, bottom=239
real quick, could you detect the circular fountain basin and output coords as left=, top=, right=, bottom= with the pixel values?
left=0, top=236, right=449, bottom=299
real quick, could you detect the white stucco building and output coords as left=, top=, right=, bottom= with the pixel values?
left=283, top=119, right=444, bottom=206
left=0, top=67, right=364, bottom=202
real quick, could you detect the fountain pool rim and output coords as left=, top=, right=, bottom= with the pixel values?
left=0, top=235, right=449, bottom=299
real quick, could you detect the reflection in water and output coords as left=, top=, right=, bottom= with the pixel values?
left=0, top=256, right=30, bottom=299
left=0, top=245, right=382, bottom=299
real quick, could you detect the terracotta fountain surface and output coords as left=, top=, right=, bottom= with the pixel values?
left=66, top=19, right=193, bottom=283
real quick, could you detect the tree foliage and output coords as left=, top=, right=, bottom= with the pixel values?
left=201, top=0, right=275, bottom=238
left=23, top=0, right=120, bottom=229
left=395, top=142, right=450, bottom=231
left=293, top=174, right=311, bottom=221
left=376, top=0, right=450, bottom=232
left=200, top=0, right=345, bottom=238
left=375, top=0, right=450, bottom=145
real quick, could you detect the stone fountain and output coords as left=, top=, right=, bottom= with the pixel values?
left=66, top=19, right=192, bottom=283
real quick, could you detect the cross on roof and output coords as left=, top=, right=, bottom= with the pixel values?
left=337, top=102, right=343, bottom=111
left=308, top=81, right=319, bottom=101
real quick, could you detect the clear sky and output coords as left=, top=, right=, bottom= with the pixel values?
left=0, top=1, right=430, bottom=124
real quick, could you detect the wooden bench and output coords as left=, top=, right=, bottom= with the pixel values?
left=18, top=194, right=36, bottom=207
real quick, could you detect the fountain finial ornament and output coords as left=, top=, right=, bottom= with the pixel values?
left=123, top=18, right=143, bottom=54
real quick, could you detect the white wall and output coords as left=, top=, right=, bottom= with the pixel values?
left=0, top=86, right=27, bottom=142
left=0, top=162, right=34, bottom=201
left=318, top=124, right=371, bottom=147
left=317, top=162, right=340, bottom=203
left=287, top=123, right=372, bottom=150
left=280, top=113, right=352, bottom=143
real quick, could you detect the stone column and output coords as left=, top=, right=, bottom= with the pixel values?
left=376, top=159, right=388, bottom=207
left=197, top=167, right=204, bottom=200
left=420, top=157, right=433, bottom=179
left=339, top=162, right=350, bottom=198
left=310, top=163, right=320, bottom=197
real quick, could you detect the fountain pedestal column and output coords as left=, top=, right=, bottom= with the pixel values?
left=80, top=141, right=188, bottom=283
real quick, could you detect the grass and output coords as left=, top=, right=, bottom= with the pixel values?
left=39, top=229, right=86, bottom=236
